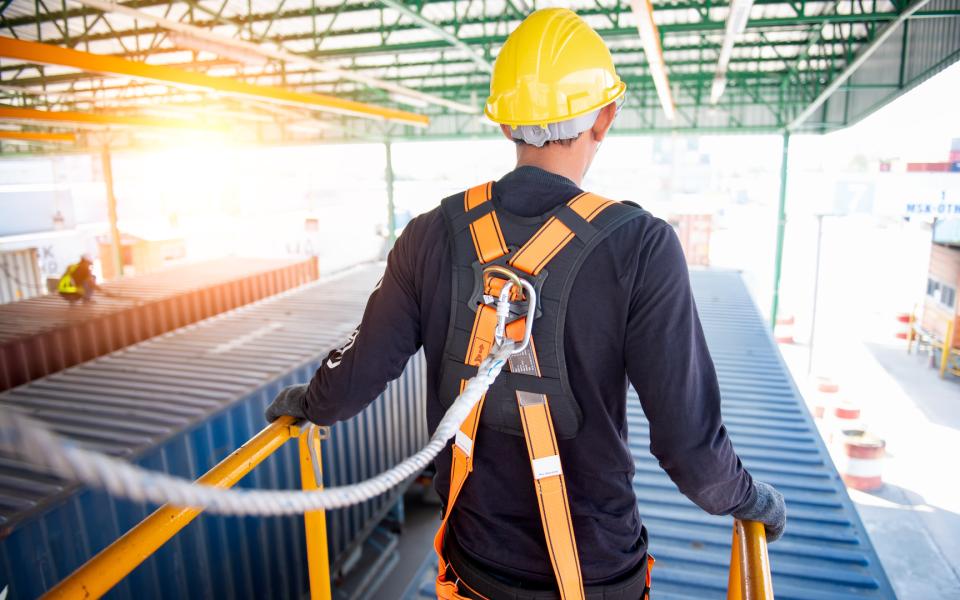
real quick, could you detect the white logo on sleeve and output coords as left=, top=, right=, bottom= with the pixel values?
left=326, top=327, right=360, bottom=369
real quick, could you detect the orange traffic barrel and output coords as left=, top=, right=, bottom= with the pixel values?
left=838, top=431, right=885, bottom=491
left=774, top=315, right=795, bottom=344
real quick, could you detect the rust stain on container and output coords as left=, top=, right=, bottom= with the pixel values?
left=0, top=256, right=318, bottom=391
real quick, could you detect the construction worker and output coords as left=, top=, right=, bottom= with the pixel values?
left=57, top=255, right=99, bottom=303
left=267, top=8, right=785, bottom=599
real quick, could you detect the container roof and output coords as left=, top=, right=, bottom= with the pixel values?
left=0, top=0, right=959, bottom=152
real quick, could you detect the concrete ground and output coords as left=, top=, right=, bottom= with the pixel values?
left=779, top=334, right=960, bottom=600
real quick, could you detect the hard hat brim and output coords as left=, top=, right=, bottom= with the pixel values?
left=484, top=82, right=627, bottom=129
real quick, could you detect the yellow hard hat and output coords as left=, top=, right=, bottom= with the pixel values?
left=485, top=8, right=626, bottom=128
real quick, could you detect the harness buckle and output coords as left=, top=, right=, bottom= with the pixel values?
left=483, top=266, right=536, bottom=355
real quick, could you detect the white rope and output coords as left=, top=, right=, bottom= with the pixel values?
left=0, top=343, right=514, bottom=516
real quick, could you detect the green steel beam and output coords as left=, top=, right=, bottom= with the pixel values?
left=770, top=130, right=790, bottom=328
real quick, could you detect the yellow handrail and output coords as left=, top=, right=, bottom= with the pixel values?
left=726, top=519, right=774, bottom=600
left=42, top=415, right=332, bottom=600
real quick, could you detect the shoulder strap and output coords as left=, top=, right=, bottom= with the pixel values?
left=508, top=192, right=615, bottom=275
left=462, top=181, right=508, bottom=264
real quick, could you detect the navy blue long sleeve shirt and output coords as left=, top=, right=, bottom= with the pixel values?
left=302, top=165, right=753, bottom=585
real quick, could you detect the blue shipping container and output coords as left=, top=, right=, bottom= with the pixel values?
left=0, top=264, right=426, bottom=599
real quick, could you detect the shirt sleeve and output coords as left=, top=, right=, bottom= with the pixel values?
left=625, top=222, right=753, bottom=515
left=300, top=219, right=423, bottom=425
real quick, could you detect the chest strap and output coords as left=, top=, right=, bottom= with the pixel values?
left=436, top=182, right=620, bottom=600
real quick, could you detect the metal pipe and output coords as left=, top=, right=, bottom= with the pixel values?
left=807, top=214, right=824, bottom=374
left=299, top=426, right=333, bottom=600
left=0, top=130, right=75, bottom=143
left=385, top=141, right=397, bottom=249
left=727, top=519, right=774, bottom=600
left=72, top=0, right=477, bottom=114
left=377, top=0, right=493, bottom=72
left=101, top=146, right=123, bottom=279
left=940, top=318, right=955, bottom=378
left=770, top=130, right=789, bottom=329
left=0, top=106, right=209, bottom=130
left=42, top=416, right=299, bottom=600
left=787, top=0, right=933, bottom=131
left=0, top=36, right=429, bottom=126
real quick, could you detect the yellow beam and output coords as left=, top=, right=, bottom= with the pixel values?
left=0, top=130, right=75, bottom=143
left=42, top=416, right=300, bottom=600
left=0, top=106, right=211, bottom=129
left=0, top=36, right=429, bottom=127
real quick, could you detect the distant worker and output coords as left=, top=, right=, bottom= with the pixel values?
left=267, top=8, right=785, bottom=599
left=58, top=255, right=99, bottom=303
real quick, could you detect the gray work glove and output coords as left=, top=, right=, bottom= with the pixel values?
left=732, top=481, right=786, bottom=542
left=265, top=384, right=309, bottom=422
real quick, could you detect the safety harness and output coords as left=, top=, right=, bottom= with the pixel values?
left=434, top=182, right=652, bottom=600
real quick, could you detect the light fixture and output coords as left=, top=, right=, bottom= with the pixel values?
left=630, top=0, right=676, bottom=120
left=710, top=0, right=754, bottom=104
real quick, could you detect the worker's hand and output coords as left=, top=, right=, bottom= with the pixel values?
left=732, top=481, right=786, bottom=542
left=265, top=384, right=309, bottom=422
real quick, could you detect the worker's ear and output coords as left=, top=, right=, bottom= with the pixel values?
left=591, top=102, right=617, bottom=143
left=500, top=124, right=515, bottom=142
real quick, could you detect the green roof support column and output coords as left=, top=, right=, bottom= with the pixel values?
left=770, top=130, right=789, bottom=329
left=385, top=140, right=396, bottom=249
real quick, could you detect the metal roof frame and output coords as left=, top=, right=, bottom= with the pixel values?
left=0, top=0, right=957, bottom=150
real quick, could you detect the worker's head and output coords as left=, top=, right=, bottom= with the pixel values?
left=80, top=254, right=93, bottom=264
left=485, top=8, right=625, bottom=180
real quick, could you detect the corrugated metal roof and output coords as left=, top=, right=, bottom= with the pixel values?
left=402, top=269, right=894, bottom=600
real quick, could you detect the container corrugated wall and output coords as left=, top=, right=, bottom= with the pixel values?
left=0, top=256, right=319, bottom=391
left=402, top=269, right=894, bottom=600
left=0, top=263, right=427, bottom=599
left=0, top=248, right=44, bottom=304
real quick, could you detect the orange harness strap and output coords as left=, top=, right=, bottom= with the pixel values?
left=436, top=186, right=622, bottom=600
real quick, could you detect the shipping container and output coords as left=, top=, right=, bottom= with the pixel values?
left=0, top=256, right=319, bottom=391
left=0, top=247, right=44, bottom=304
left=0, top=263, right=426, bottom=599
left=921, top=242, right=960, bottom=349
left=906, top=162, right=952, bottom=172
left=403, top=270, right=894, bottom=600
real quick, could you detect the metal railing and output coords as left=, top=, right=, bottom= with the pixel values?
left=906, top=311, right=959, bottom=378
left=39, top=413, right=776, bottom=600
left=727, top=519, right=774, bottom=600
left=42, top=415, right=332, bottom=600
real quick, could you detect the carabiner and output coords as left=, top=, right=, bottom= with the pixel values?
left=492, top=278, right=536, bottom=355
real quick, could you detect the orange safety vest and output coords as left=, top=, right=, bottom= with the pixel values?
left=434, top=183, right=653, bottom=600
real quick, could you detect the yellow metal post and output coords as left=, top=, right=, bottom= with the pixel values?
left=299, top=427, right=333, bottom=600
left=43, top=416, right=299, bottom=600
left=939, top=318, right=955, bottom=379
left=906, top=306, right=917, bottom=354
left=727, top=520, right=774, bottom=600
